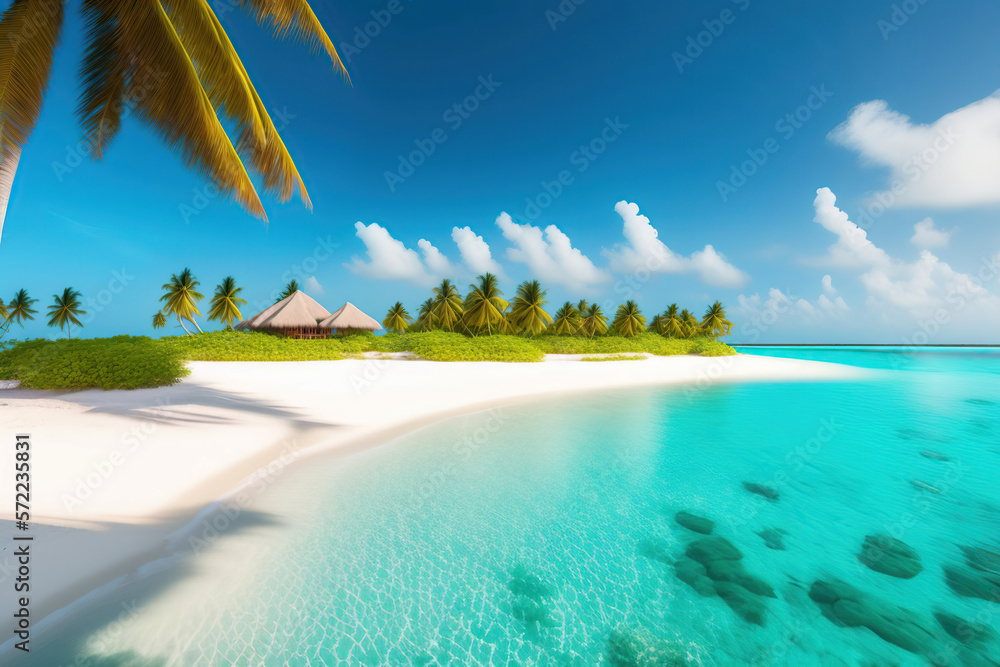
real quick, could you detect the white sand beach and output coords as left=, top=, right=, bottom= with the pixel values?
left=0, top=352, right=864, bottom=648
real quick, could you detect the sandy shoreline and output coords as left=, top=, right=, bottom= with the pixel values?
left=0, top=352, right=864, bottom=652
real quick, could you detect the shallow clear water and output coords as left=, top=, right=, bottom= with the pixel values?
left=34, top=349, right=1000, bottom=666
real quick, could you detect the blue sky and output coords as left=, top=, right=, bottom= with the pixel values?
left=2, top=0, right=1000, bottom=343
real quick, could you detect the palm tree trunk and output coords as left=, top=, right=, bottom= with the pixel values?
left=0, top=147, right=23, bottom=246
left=176, top=314, right=193, bottom=335
left=190, top=317, right=204, bottom=333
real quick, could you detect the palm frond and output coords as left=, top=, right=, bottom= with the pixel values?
left=234, top=0, right=349, bottom=81
left=0, top=0, right=65, bottom=156
left=116, top=0, right=266, bottom=219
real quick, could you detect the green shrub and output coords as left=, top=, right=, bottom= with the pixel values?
left=0, top=336, right=188, bottom=390
left=693, top=339, right=738, bottom=357
left=162, top=330, right=347, bottom=361
left=402, top=331, right=544, bottom=362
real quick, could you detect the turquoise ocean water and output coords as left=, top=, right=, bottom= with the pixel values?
left=30, top=348, right=1000, bottom=666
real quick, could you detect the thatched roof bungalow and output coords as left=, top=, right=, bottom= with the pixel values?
left=235, top=291, right=332, bottom=339
left=320, top=302, right=382, bottom=334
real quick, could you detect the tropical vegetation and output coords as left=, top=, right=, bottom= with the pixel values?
left=0, top=0, right=349, bottom=245
left=46, top=287, right=87, bottom=338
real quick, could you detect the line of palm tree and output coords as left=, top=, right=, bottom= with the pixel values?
left=46, top=287, right=86, bottom=338
left=612, top=300, right=646, bottom=338
left=208, top=276, right=246, bottom=329
left=414, top=298, right=436, bottom=332
left=1, top=289, right=37, bottom=339
left=431, top=279, right=464, bottom=332
left=509, top=280, right=552, bottom=335
left=662, top=304, right=687, bottom=338
left=0, top=0, right=350, bottom=245
left=382, top=301, right=412, bottom=334
left=159, top=268, right=204, bottom=335
left=701, top=300, right=733, bottom=338
left=550, top=301, right=581, bottom=335
left=579, top=303, right=608, bottom=339
left=680, top=308, right=702, bottom=338
left=461, top=273, right=508, bottom=335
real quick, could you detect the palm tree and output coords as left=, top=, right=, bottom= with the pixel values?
left=680, top=309, right=701, bottom=338
left=160, top=268, right=204, bottom=335
left=0, top=297, right=8, bottom=323
left=276, top=279, right=300, bottom=303
left=208, top=276, right=246, bottom=329
left=509, top=280, right=552, bottom=335
left=701, top=301, right=733, bottom=338
left=382, top=302, right=412, bottom=334
left=648, top=312, right=666, bottom=335
left=0, top=1, right=349, bottom=245
left=662, top=304, right=686, bottom=338
left=1, top=289, right=37, bottom=340
left=414, top=298, right=436, bottom=332
left=549, top=302, right=581, bottom=335
left=462, top=273, right=508, bottom=335
left=432, top=279, right=464, bottom=332
left=579, top=303, right=608, bottom=339
left=46, top=287, right=86, bottom=338
left=577, top=299, right=589, bottom=315
left=152, top=311, right=167, bottom=330
left=612, top=300, right=646, bottom=337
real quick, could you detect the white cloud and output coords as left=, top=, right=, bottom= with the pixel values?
left=910, top=217, right=951, bottom=248
left=691, top=245, right=750, bottom=288
left=417, top=238, right=454, bottom=276
left=345, top=222, right=458, bottom=285
left=603, top=201, right=749, bottom=287
left=495, top=212, right=610, bottom=290
left=451, top=226, right=505, bottom=277
left=829, top=92, right=1000, bottom=208
left=303, top=276, right=324, bottom=295
left=812, top=188, right=997, bottom=321
left=736, top=277, right=849, bottom=330
left=811, top=187, right=891, bottom=268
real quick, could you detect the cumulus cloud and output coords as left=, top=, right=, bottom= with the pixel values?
left=303, top=276, right=324, bottom=295
left=811, top=187, right=891, bottom=268
left=811, top=188, right=998, bottom=321
left=736, top=277, right=849, bottom=330
left=829, top=92, right=1000, bottom=208
left=603, top=201, right=749, bottom=287
left=451, top=226, right=505, bottom=277
left=495, top=212, right=610, bottom=290
left=416, top=238, right=454, bottom=276
left=346, top=222, right=452, bottom=285
left=910, top=218, right=951, bottom=248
